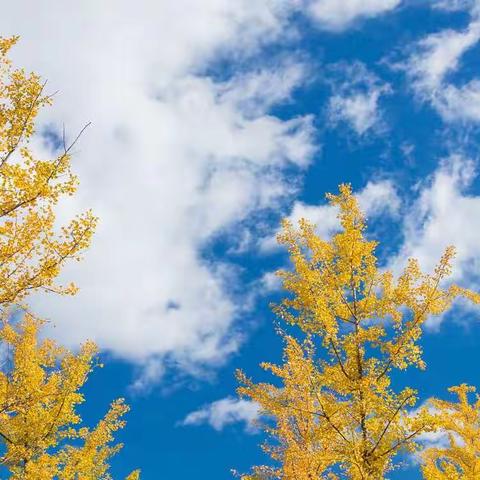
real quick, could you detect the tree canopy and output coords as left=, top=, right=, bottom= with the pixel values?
left=0, top=36, right=138, bottom=480
left=238, top=185, right=480, bottom=479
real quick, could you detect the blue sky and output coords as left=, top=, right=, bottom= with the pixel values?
left=3, top=0, right=480, bottom=478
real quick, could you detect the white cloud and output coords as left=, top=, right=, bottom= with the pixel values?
left=408, top=21, right=480, bottom=92
left=0, top=1, right=316, bottom=383
left=416, top=430, right=451, bottom=450
left=181, top=397, right=260, bottom=432
left=357, top=180, right=402, bottom=217
left=390, top=154, right=480, bottom=326
left=260, top=270, right=283, bottom=292
left=409, top=429, right=451, bottom=466
left=435, top=80, right=480, bottom=122
left=260, top=179, right=400, bottom=252
left=220, top=59, right=307, bottom=118
left=306, top=0, right=401, bottom=31
left=403, top=4, right=480, bottom=122
left=327, top=63, right=391, bottom=136
left=329, top=92, right=384, bottom=135
left=391, top=155, right=480, bottom=276
left=129, top=358, right=166, bottom=394
left=432, top=0, right=478, bottom=13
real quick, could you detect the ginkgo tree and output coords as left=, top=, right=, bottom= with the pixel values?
left=0, top=36, right=138, bottom=479
left=0, top=316, right=139, bottom=480
left=0, top=36, right=96, bottom=308
left=238, top=184, right=480, bottom=479
left=421, top=384, right=480, bottom=480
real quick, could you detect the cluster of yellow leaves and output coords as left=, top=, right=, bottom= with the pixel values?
left=421, top=385, right=480, bottom=480
left=0, top=36, right=96, bottom=308
left=0, top=37, right=139, bottom=479
left=238, top=184, right=480, bottom=479
left=0, top=316, right=139, bottom=480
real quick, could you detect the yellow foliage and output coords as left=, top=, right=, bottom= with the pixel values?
left=421, top=384, right=480, bottom=480
left=238, top=184, right=480, bottom=479
left=0, top=37, right=138, bottom=479
left=0, top=316, right=137, bottom=479
left=0, top=36, right=96, bottom=308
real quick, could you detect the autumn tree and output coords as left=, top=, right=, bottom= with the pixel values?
left=0, top=36, right=96, bottom=309
left=238, top=185, right=480, bottom=479
left=421, top=384, right=480, bottom=480
left=0, top=36, right=138, bottom=479
left=0, top=316, right=139, bottom=480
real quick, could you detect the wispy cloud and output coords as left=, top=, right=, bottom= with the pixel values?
left=181, top=397, right=260, bottom=433
left=0, top=1, right=315, bottom=386
left=306, top=0, right=401, bottom=31
left=390, top=154, right=480, bottom=326
left=401, top=2, right=480, bottom=122
left=327, top=62, right=392, bottom=136
left=432, top=0, right=478, bottom=13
